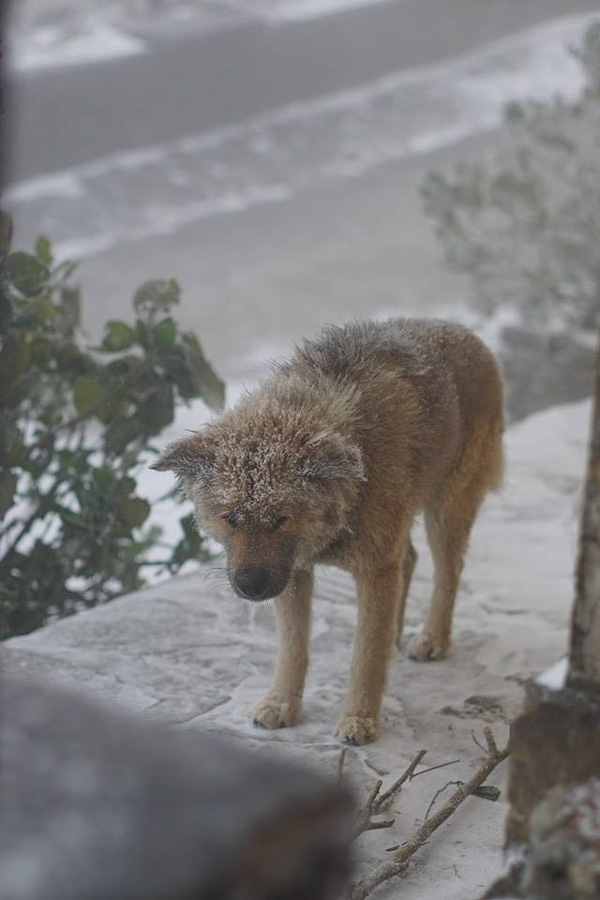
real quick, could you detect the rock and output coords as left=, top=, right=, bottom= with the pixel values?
left=506, top=681, right=600, bottom=846
left=0, top=675, right=352, bottom=900
left=522, top=779, right=600, bottom=898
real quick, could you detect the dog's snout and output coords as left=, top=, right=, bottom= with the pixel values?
left=234, top=568, right=271, bottom=600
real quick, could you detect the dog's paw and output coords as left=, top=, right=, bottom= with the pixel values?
left=252, top=696, right=299, bottom=730
left=336, top=714, right=378, bottom=745
left=408, top=631, right=449, bottom=661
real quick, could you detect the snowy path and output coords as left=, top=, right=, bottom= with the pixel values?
left=2, top=398, right=589, bottom=898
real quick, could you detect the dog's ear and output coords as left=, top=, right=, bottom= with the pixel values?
left=151, top=433, right=214, bottom=480
left=299, top=433, right=365, bottom=482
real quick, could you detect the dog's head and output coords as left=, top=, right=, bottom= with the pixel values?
left=152, top=420, right=364, bottom=601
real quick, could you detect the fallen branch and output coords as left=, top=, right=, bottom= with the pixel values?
left=349, top=727, right=509, bottom=900
left=349, top=749, right=427, bottom=841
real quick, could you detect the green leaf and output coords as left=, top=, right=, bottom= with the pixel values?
left=137, top=383, right=174, bottom=434
left=100, top=321, right=135, bottom=352
left=180, top=512, right=199, bottom=541
left=169, top=512, right=209, bottom=568
left=60, top=509, right=88, bottom=531
left=133, top=279, right=180, bottom=318
left=473, top=785, right=501, bottom=802
left=119, top=476, right=137, bottom=494
left=95, top=393, right=129, bottom=425
left=35, top=235, right=53, bottom=266
left=92, top=467, right=117, bottom=493
left=0, top=334, right=30, bottom=377
left=117, top=496, right=150, bottom=529
left=73, top=377, right=103, bottom=416
left=0, top=469, right=17, bottom=517
left=182, top=333, right=225, bottom=412
left=58, top=450, right=80, bottom=473
left=7, top=252, right=49, bottom=297
left=105, top=416, right=140, bottom=453
left=152, top=317, right=176, bottom=348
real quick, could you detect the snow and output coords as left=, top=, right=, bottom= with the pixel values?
left=8, top=21, right=146, bottom=74
left=537, top=657, right=569, bottom=691
left=2, top=395, right=591, bottom=898
left=7, top=12, right=600, bottom=261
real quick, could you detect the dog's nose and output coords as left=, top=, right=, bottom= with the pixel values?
left=234, top=568, right=270, bottom=599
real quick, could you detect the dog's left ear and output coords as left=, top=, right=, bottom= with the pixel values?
left=299, top=433, right=365, bottom=482
left=151, top=433, right=215, bottom=480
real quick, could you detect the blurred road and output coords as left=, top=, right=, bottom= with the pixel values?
left=10, top=0, right=600, bottom=180
left=7, top=0, right=600, bottom=381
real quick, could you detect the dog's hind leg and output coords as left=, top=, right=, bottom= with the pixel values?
left=337, top=556, right=405, bottom=745
left=396, top=539, right=417, bottom=647
left=408, top=424, right=503, bottom=662
left=252, top=568, right=313, bottom=729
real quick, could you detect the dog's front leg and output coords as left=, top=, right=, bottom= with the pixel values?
left=252, top=568, right=313, bottom=730
left=337, top=561, right=401, bottom=745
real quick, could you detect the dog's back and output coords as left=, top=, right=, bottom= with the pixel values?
left=288, top=318, right=504, bottom=509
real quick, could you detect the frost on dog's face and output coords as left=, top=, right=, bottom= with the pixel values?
left=152, top=426, right=364, bottom=602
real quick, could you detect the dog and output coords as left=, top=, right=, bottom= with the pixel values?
left=152, top=318, right=504, bottom=745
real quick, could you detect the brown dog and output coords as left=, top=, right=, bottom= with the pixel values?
left=153, top=319, right=504, bottom=744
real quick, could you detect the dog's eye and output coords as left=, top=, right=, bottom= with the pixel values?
left=222, top=513, right=239, bottom=529
left=273, top=515, right=291, bottom=529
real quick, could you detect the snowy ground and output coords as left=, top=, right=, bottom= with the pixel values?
left=2, top=397, right=590, bottom=898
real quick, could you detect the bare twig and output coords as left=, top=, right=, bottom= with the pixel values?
left=352, top=780, right=384, bottom=841
left=349, top=729, right=509, bottom=900
left=483, top=726, right=499, bottom=757
left=377, top=749, right=427, bottom=810
left=471, top=728, right=487, bottom=753
left=424, top=780, right=463, bottom=821
left=351, top=749, right=427, bottom=841
left=409, top=758, right=460, bottom=781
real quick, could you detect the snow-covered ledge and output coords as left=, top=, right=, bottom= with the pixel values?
left=1, top=400, right=591, bottom=899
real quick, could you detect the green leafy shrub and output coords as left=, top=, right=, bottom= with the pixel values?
left=421, top=22, right=600, bottom=330
left=0, top=215, right=224, bottom=639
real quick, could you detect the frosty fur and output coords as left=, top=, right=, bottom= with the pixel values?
left=153, top=319, right=505, bottom=745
